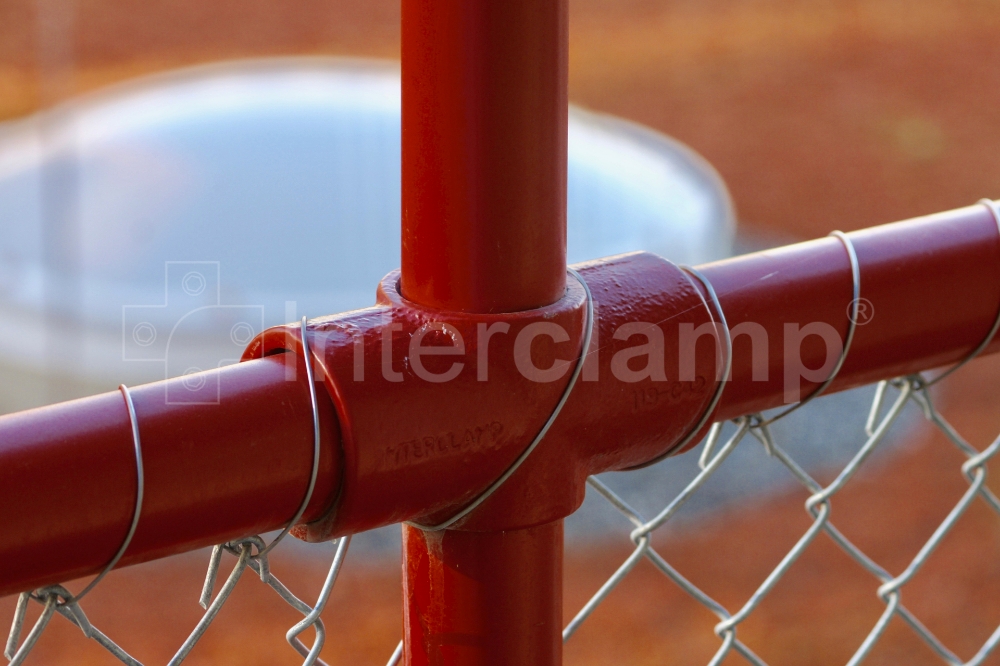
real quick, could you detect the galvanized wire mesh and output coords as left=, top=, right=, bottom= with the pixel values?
left=4, top=533, right=352, bottom=666
left=563, top=374, right=1000, bottom=665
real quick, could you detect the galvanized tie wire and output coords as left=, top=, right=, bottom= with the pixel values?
left=259, top=315, right=323, bottom=558
left=626, top=264, right=733, bottom=470
left=179, top=316, right=351, bottom=666
left=755, top=229, right=861, bottom=428
left=5, top=384, right=145, bottom=666
left=916, top=199, right=1000, bottom=389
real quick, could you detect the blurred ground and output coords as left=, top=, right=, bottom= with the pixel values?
left=2, top=0, right=1000, bottom=663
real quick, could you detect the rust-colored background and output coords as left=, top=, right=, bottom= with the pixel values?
left=2, top=0, right=1000, bottom=663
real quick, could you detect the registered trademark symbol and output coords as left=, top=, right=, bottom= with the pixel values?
left=848, top=297, right=874, bottom=325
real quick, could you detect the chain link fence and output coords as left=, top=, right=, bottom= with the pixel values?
left=4, top=532, right=352, bottom=666
left=564, top=374, right=1000, bottom=665
left=4, top=376, right=999, bottom=665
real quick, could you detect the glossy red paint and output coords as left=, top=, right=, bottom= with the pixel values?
left=0, top=206, right=997, bottom=620
left=705, top=203, right=1000, bottom=422
left=247, top=251, right=721, bottom=664
left=400, top=0, right=568, bottom=314
left=245, top=254, right=715, bottom=540
left=0, top=0, right=995, bottom=658
left=398, top=1, right=570, bottom=661
left=0, top=354, right=340, bottom=599
left=402, top=521, right=562, bottom=666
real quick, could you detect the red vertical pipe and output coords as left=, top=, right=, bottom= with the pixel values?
left=403, top=522, right=564, bottom=666
left=400, top=0, right=569, bottom=663
left=401, top=0, right=568, bottom=314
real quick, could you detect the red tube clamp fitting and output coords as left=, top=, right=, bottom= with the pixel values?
left=244, top=252, right=722, bottom=538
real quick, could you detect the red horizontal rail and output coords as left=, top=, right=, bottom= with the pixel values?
left=708, top=202, right=1000, bottom=421
left=0, top=203, right=997, bottom=602
left=0, top=356, right=340, bottom=598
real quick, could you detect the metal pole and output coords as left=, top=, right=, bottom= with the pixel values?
left=703, top=204, right=1000, bottom=422
left=400, top=0, right=569, bottom=663
left=403, top=522, right=563, bottom=666
left=400, top=0, right=568, bottom=314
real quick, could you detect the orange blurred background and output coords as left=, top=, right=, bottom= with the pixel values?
left=2, top=1, right=1000, bottom=664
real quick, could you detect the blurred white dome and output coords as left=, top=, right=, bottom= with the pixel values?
left=0, top=57, right=734, bottom=411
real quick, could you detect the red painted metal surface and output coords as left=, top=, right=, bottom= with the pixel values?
left=246, top=254, right=712, bottom=539
left=253, top=204, right=1000, bottom=532
left=0, top=0, right=995, bottom=661
left=241, top=208, right=998, bottom=664
left=706, top=203, right=1000, bottom=421
left=402, top=521, right=562, bottom=666
left=400, top=0, right=568, bottom=314
left=398, top=0, right=570, bottom=661
left=0, top=206, right=997, bottom=610
left=0, top=355, right=340, bottom=599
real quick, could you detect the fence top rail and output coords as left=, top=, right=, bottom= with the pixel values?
left=0, top=200, right=997, bottom=600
